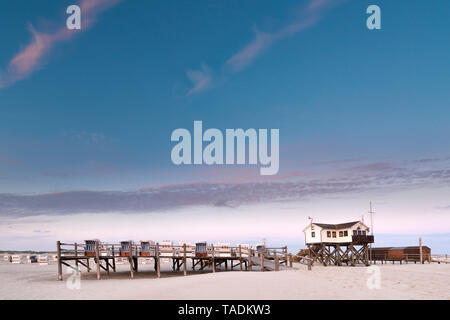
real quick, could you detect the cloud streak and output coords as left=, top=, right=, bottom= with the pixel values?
left=186, top=0, right=342, bottom=95
left=1, top=157, right=449, bottom=218
left=0, top=0, right=121, bottom=89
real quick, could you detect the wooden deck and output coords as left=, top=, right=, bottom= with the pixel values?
left=56, top=241, right=302, bottom=281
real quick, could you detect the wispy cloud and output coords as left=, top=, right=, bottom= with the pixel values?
left=0, top=0, right=121, bottom=89
left=186, top=63, right=212, bottom=96
left=186, top=0, right=343, bottom=95
left=1, top=157, right=449, bottom=218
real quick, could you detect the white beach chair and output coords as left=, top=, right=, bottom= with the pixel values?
left=38, top=254, right=49, bottom=265
left=159, top=241, right=175, bottom=257
left=178, top=242, right=195, bottom=257
left=11, top=255, right=22, bottom=264
left=214, top=243, right=232, bottom=257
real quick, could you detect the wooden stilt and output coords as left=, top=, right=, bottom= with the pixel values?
left=274, top=251, right=279, bottom=271
left=260, top=246, right=265, bottom=272
left=74, top=243, right=79, bottom=270
left=183, top=243, right=187, bottom=276
left=212, top=245, right=216, bottom=273
left=156, top=243, right=161, bottom=278
left=57, top=241, right=63, bottom=281
left=95, top=241, right=101, bottom=280
left=239, top=245, right=243, bottom=271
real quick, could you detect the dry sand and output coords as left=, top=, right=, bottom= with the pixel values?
left=0, top=261, right=449, bottom=300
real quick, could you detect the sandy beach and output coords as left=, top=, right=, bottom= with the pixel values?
left=0, top=260, right=448, bottom=300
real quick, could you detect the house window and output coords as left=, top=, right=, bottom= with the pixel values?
left=327, top=231, right=331, bottom=237
left=353, top=230, right=357, bottom=235
left=339, top=231, right=343, bottom=237
left=344, top=231, right=348, bottom=237
left=332, top=231, right=336, bottom=238
left=362, top=230, right=366, bottom=235
left=311, top=232, right=315, bottom=238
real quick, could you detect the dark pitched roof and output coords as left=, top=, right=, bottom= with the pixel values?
left=313, top=221, right=360, bottom=229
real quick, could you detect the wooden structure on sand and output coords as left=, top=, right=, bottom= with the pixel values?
left=56, top=241, right=303, bottom=281
left=303, top=221, right=374, bottom=266
left=369, top=246, right=431, bottom=264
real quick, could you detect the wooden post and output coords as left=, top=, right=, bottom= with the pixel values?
left=183, top=244, right=187, bottom=276
left=248, top=249, right=253, bottom=271
left=307, top=258, right=312, bottom=271
left=129, top=243, right=134, bottom=279
left=156, top=243, right=161, bottom=278
left=134, top=245, right=138, bottom=273
left=212, top=245, right=216, bottom=273
left=289, top=254, right=293, bottom=268
left=274, top=251, right=279, bottom=271
left=284, top=247, right=288, bottom=266
left=95, top=240, right=101, bottom=280
left=112, top=245, right=116, bottom=272
left=239, top=245, right=243, bottom=271
left=74, top=242, right=79, bottom=270
left=419, top=237, right=423, bottom=264
left=260, top=245, right=265, bottom=272
left=56, top=241, right=63, bottom=281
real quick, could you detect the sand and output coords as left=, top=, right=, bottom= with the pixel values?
left=0, top=261, right=449, bottom=300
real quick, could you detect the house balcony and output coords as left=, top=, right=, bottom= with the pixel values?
left=352, top=235, right=374, bottom=244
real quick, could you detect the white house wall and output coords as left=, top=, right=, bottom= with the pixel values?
left=304, top=221, right=370, bottom=245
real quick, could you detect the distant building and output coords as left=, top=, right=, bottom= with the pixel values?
left=303, top=221, right=370, bottom=245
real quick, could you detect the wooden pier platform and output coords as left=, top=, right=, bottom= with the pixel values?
left=56, top=241, right=301, bottom=281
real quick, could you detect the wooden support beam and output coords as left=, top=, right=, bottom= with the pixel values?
left=129, top=245, right=134, bottom=279
left=106, top=258, right=110, bottom=275
left=57, top=241, right=63, bottom=281
left=239, top=245, right=243, bottom=271
left=74, top=243, right=79, bottom=270
left=419, top=237, right=423, bottom=264
left=156, top=243, right=161, bottom=278
left=112, top=246, right=116, bottom=272
left=95, top=241, right=101, bottom=280
left=183, top=244, right=187, bottom=276
left=77, top=260, right=90, bottom=271
left=260, top=245, right=265, bottom=272
left=274, top=251, right=279, bottom=271
left=212, top=246, right=216, bottom=273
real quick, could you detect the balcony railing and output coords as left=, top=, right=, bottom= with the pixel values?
left=352, top=235, right=374, bottom=244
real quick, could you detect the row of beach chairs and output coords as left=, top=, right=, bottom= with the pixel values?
left=2, top=254, right=57, bottom=265
left=80, top=240, right=253, bottom=259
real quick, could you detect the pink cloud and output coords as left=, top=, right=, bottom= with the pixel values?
left=186, top=0, right=344, bottom=95
left=0, top=0, right=121, bottom=89
left=225, top=0, right=341, bottom=73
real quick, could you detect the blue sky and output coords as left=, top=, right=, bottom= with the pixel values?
left=0, top=0, right=449, bottom=251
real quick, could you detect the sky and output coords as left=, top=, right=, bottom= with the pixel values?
left=0, top=0, right=449, bottom=253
